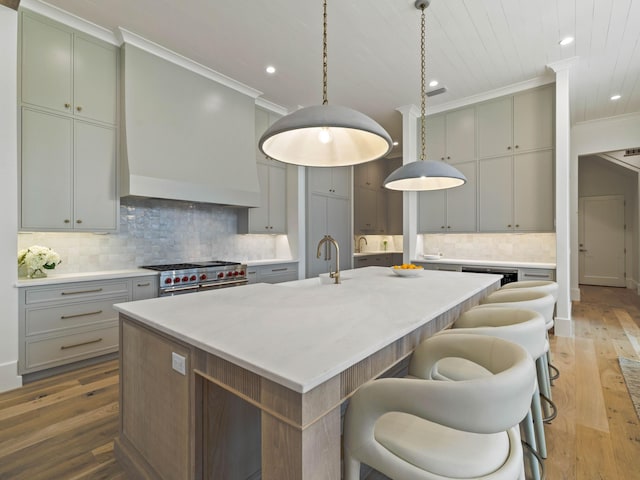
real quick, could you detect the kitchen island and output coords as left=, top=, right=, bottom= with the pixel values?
left=113, top=266, right=500, bottom=480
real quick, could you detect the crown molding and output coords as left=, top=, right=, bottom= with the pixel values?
left=547, top=57, right=580, bottom=73
left=255, top=97, right=288, bottom=116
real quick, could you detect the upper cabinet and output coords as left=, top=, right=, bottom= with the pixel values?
left=21, top=13, right=117, bottom=125
left=418, top=106, right=475, bottom=164
left=477, top=85, right=554, bottom=159
left=238, top=107, right=287, bottom=234
left=308, top=166, right=350, bottom=198
left=19, top=11, right=119, bottom=232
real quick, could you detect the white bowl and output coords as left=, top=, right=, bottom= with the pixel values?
left=391, top=266, right=423, bottom=277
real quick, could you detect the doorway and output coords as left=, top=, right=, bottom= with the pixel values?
left=578, top=195, right=626, bottom=286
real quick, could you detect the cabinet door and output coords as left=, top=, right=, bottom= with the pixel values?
left=445, top=107, right=475, bottom=164
left=268, top=164, right=287, bottom=233
left=74, top=121, right=117, bottom=230
left=21, top=14, right=72, bottom=115
left=327, top=196, right=352, bottom=273
left=386, top=158, right=403, bottom=234
left=248, top=162, right=270, bottom=232
left=420, top=115, right=445, bottom=161
left=354, top=186, right=377, bottom=233
left=355, top=161, right=383, bottom=189
left=21, top=108, right=73, bottom=230
left=513, top=86, right=554, bottom=152
left=478, top=156, right=512, bottom=231
left=375, top=190, right=387, bottom=234
left=255, top=107, right=269, bottom=159
left=514, top=150, right=554, bottom=231
left=308, top=167, right=333, bottom=195
left=307, top=194, right=329, bottom=277
left=477, top=97, right=512, bottom=159
left=330, top=167, right=351, bottom=197
left=446, top=161, right=477, bottom=232
left=74, top=36, right=118, bottom=124
left=418, top=190, right=446, bottom=232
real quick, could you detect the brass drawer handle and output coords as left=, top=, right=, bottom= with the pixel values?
left=523, top=273, right=550, bottom=279
left=60, top=338, right=103, bottom=350
left=271, top=268, right=287, bottom=272
left=60, top=310, right=103, bottom=319
left=136, top=282, right=151, bottom=287
left=61, top=288, right=103, bottom=296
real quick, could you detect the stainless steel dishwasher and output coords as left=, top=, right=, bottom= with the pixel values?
left=460, top=266, right=519, bottom=286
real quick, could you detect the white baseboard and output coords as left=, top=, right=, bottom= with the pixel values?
left=0, top=360, right=22, bottom=393
left=571, top=287, right=581, bottom=302
left=626, top=277, right=638, bottom=293
left=554, top=316, right=574, bottom=337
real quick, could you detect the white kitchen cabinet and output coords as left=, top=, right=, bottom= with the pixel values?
left=307, top=193, right=351, bottom=278
left=19, top=11, right=119, bottom=232
left=353, top=158, right=402, bottom=235
left=354, top=185, right=377, bottom=233
left=18, top=275, right=158, bottom=376
left=238, top=106, right=287, bottom=234
left=518, top=268, right=555, bottom=281
left=253, top=262, right=299, bottom=284
left=385, top=157, right=404, bottom=235
left=21, top=108, right=117, bottom=231
left=418, top=107, right=475, bottom=164
left=308, top=166, right=351, bottom=198
left=414, top=262, right=462, bottom=272
left=20, top=11, right=118, bottom=125
left=477, top=85, right=553, bottom=159
left=418, top=161, right=476, bottom=232
left=478, top=150, right=554, bottom=232
left=238, top=161, right=286, bottom=233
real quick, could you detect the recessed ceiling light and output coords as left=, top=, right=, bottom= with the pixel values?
left=265, top=65, right=276, bottom=74
left=611, top=94, right=622, bottom=101
left=429, top=80, right=438, bottom=87
left=392, top=141, right=399, bottom=146
left=559, top=36, right=574, bottom=46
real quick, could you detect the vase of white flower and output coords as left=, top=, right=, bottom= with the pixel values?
left=18, top=245, right=61, bottom=279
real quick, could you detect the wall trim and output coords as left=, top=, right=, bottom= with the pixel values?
left=554, top=316, right=574, bottom=337
left=571, top=287, right=581, bottom=302
left=255, top=97, right=288, bottom=116
left=0, top=360, right=22, bottom=393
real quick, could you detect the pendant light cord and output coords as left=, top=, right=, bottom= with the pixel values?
left=322, top=0, right=328, bottom=105
left=420, top=3, right=427, bottom=161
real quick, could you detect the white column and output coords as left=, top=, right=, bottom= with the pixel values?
left=548, top=58, right=578, bottom=337
left=396, top=105, right=421, bottom=263
left=0, top=4, right=21, bottom=391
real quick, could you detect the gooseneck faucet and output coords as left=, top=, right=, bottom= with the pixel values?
left=357, top=236, right=368, bottom=253
left=316, top=235, right=340, bottom=284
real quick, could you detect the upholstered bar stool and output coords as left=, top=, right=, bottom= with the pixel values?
left=435, top=307, right=548, bottom=477
left=343, top=334, right=536, bottom=480
left=500, top=281, right=560, bottom=382
left=478, top=290, right=557, bottom=422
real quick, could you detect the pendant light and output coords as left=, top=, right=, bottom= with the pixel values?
left=383, top=0, right=467, bottom=191
left=258, top=0, right=393, bottom=167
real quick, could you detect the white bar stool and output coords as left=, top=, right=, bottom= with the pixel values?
left=435, top=307, right=548, bottom=479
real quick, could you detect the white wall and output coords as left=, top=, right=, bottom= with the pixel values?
left=571, top=112, right=640, bottom=301
left=0, top=5, right=21, bottom=392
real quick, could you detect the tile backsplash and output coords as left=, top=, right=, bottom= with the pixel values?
left=421, top=233, right=556, bottom=263
left=18, top=197, right=285, bottom=273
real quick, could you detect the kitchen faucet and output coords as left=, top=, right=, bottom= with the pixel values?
left=316, top=235, right=340, bottom=284
left=357, top=236, right=368, bottom=253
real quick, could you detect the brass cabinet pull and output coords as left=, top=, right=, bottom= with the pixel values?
left=136, top=282, right=151, bottom=287
left=61, top=288, right=103, bottom=296
left=60, top=310, right=102, bottom=319
left=64, top=103, right=71, bottom=108
left=271, top=268, right=287, bottom=272
left=64, top=219, right=70, bottom=223
left=76, top=219, right=83, bottom=224
left=523, top=273, right=551, bottom=279
left=76, top=106, right=83, bottom=112
left=60, top=338, right=102, bottom=350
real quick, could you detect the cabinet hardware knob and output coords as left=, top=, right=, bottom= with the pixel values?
left=515, top=145, right=519, bottom=149
left=64, top=103, right=71, bottom=108
left=441, top=226, right=445, bottom=229
left=507, top=146, right=512, bottom=150
left=447, top=226, right=451, bottom=229
left=76, top=219, right=83, bottom=224
left=507, top=224, right=512, bottom=227
left=447, top=156, right=451, bottom=160
left=515, top=224, right=520, bottom=227
left=64, top=219, right=70, bottom=223
left=76, top=106, right=83, bottom=112
left=441, top=157, right=445, bottom=160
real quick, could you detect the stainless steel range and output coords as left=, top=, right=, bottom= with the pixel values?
left=141, top=261, right=247, bottom=296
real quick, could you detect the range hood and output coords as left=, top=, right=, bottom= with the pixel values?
left=120, top=40, right=261, bottom=207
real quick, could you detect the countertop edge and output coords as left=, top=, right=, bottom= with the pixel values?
left=412, top=258, right=556, bottom=269
left=15, top=268, right=157, bottom=287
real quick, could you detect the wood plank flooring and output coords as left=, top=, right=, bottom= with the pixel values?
left=0, top=285, right=638, bottom=479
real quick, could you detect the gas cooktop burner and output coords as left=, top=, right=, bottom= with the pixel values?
left=141, top=260, right=240, bottom=271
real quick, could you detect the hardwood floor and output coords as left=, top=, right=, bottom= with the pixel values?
left=0, top=285, right=638, bottom=480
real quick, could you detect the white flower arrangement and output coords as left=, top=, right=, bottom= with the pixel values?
left=18, top=245, right=61, bottom=277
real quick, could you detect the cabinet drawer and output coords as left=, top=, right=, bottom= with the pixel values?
left=258, top=264, right=298, bottom=284
left=132, top=276, right=158, bottom=300
left=518, top=268, right=555, bottom=281
left=25, top=296, right=127, bottom=336
left=25, top=323, right=118, bottom=371
left=25, top=280, right=129, bottom=304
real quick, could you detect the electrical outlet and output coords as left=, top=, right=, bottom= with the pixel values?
left=171, top=352, right=186, bottom=375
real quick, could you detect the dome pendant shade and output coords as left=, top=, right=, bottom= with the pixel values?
left=383, top=160, right=467, bottom=191
left=259, top=105, right=393, bottom=167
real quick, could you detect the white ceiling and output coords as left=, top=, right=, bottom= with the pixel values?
left=34, top=0, right=640, bottom=153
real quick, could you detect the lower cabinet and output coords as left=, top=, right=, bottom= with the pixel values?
left=354, top=254, right=402, bottom=268
left=415, top=262, right=462, bottom=272
left=18, top=275, right=158, bottom=375
left=518, top=268, right=555, bottom=281
left=246, top=262, right=299, bottom=284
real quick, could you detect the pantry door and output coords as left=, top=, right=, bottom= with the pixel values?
left=578, top=195, right=626, bottom=286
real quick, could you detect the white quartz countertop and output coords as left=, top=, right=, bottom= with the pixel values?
left=15, top=268, right=157, bottom=288
left=412, top=257, right=556, bottom=269
left=114, top=266, right=499, bottom=393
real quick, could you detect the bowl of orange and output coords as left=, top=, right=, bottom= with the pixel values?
left=390, top=263, right=424, bottom=277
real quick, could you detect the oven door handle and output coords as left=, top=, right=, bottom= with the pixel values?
left=162, top=285, right=199, bottom=295
left=199, top=280, right=248, bottom=290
